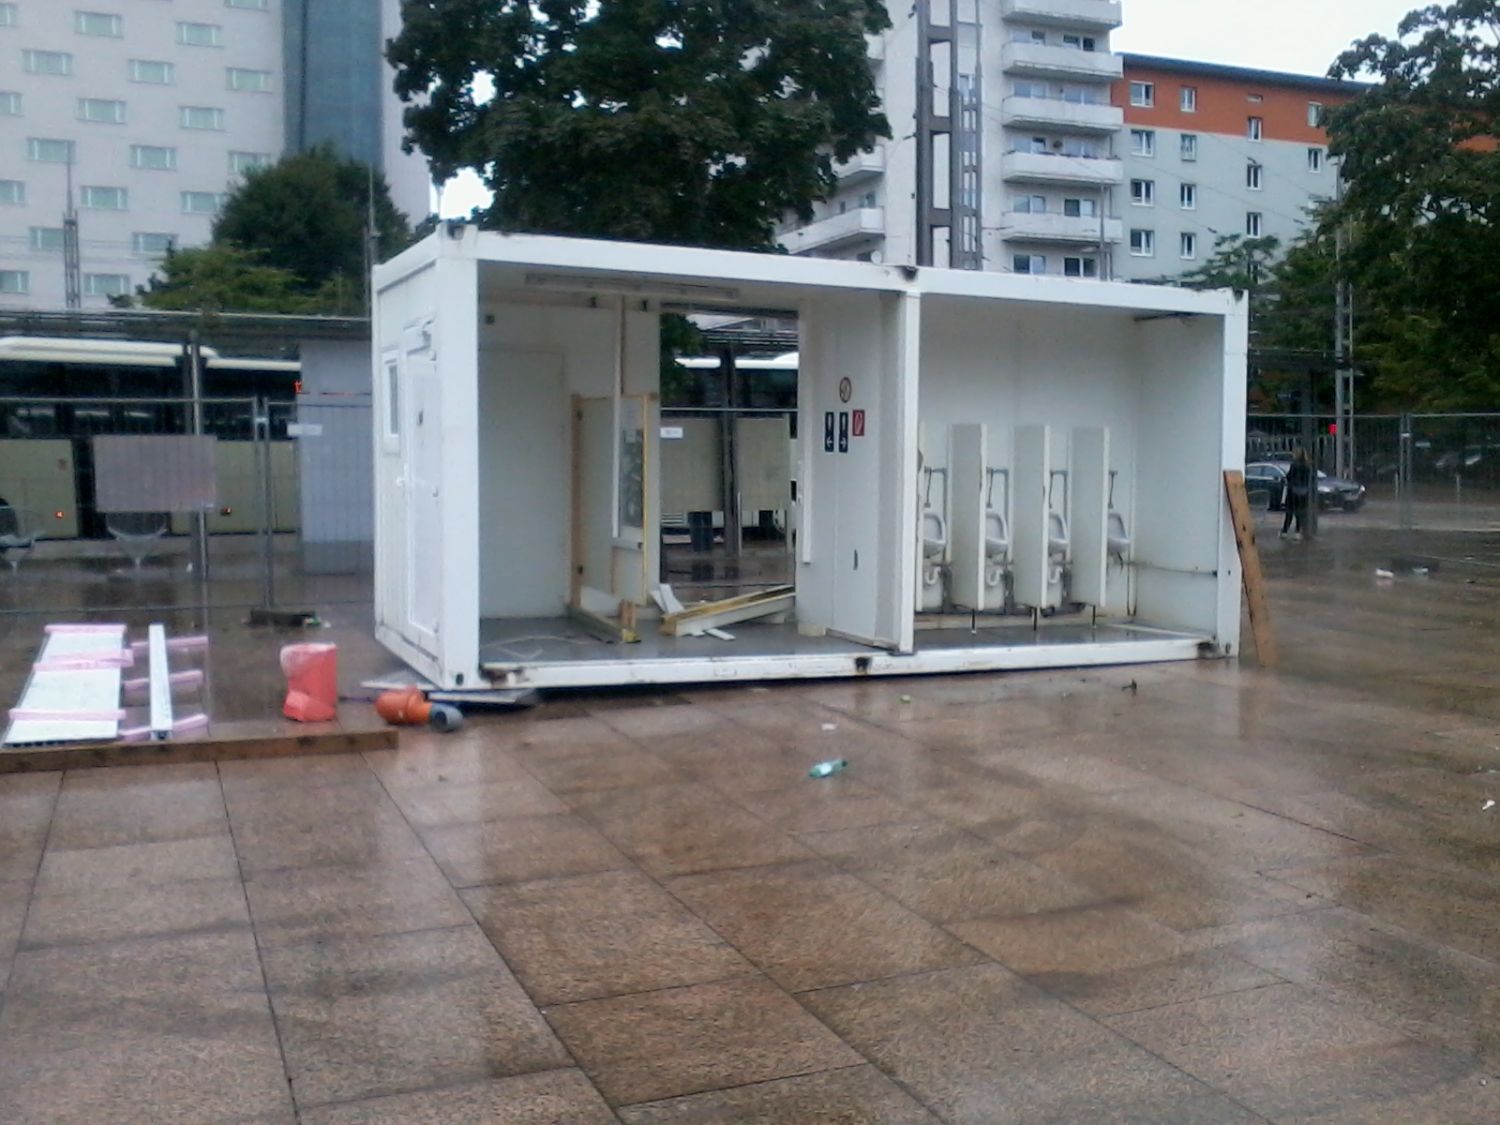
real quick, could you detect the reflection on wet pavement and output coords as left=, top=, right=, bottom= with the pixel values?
left=0, top=526, right=1498, bottom=1121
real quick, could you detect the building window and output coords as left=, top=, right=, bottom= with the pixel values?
left=1246, top=162, right=1263, bottom=190
left=1180, top=86, right=1197, bottom=112
left=1130, top=179, right=1155, bottom=207
left=1130, top=81, right=1155, bottom=108
left=1063, top=197, right=1098, bottom=218
left=78, top=97, right=126, bottom=124
left=0, top=270, right=30, bottom=295
left=74, top=10, right=122, bottom=36
left=177, top=21, right=223, bottom=47
left=1248, top=116, right=1264, bottom=141
left=1064, top=256, right=1098, bottom=278
left=130, top=59, right=174, bottom=84
left=0, top=3, right=16, bottom=27
left=1246, top=212, right=1263, bottom=237
left=29, top=227, right=64, bottom=251
left=24, top=49, right=73, bottom=75
left=26, top=137, right=76, bottom=163
left=857, top=190, right=877, bottom=208
left=132, top=232, right=174, bottom=255
left=229, top=150, right=271, bottom=175
left=1180, top=232, right=1197, bottom=260
left=181, top=191, right=222, bottom=214
left=1248, top=93, right=1264, bottom=103
left=1308, top=102, right=1323, bottom=127
left=1130, top=129, right=1155, bottom=157
left=130, top=144, right=177, bottom=170
left=1062, top=33, right=1096, bottom=51
left=226, top=0, right=269, bottom=8
left=0, top=91, right=19, bottom=115
left=81, top=185, right=127, bottom=210
left=180, top=105, right=226, bottom=130
left=1012, top=254, right=1046, bottom=275
left=1180, top=133, right=1198, bottom=161
left=1014, top=194, right=1047, bottom=214
left=226, top=67, right=271, bottom=92
left=1129, top=229, right=1155, bottom=257
left=0, top=180, right=24, bottom=205
left=1308, top=147, right=1324, bottom=173
left=83, top=273, right=130, bottom=298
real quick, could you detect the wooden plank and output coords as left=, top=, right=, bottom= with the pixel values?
left=660, top=590, right=796, bottom=636
left=0, top=725, right=397, bottom=775
left=661, top=584, right=795, bottom=625
left=569, top=393, right=584, bottom=607
left=1224, top=470, right=1278, bottom=667
left=566, top=603, right=640, bottom=645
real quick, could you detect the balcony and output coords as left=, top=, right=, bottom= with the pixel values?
left=780, top=208, right=885, bottom=255
left=1002, top=41, right=1124, bottom=82
left=999, top=211, right=1123, bottom=245
left=1002, top=95, right=1123, bottom=135
left=1000, top=150, right=1123, bottom=186
left=835, top=145, right=885, bottom=185
left=1000, top=0, right=1123, bottom=31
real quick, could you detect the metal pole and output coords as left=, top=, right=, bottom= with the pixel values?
left=718, top=345, right=742, bottom=558
left=256, top=397, right=274, bottom=610
left=1301, top=374, right=1319, bottom=541
left=188, top=329, right=209, bottom=579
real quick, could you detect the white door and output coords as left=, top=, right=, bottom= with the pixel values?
left=405, top=351, right=442, bottom=655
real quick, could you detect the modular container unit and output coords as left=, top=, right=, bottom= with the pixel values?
left=372, top=228, right=1246, bottom=691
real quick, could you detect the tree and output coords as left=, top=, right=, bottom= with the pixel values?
left=387, top=0, right=890, bottom=249
left=132, top=246, right=363, bottom=315
left=1325, top=0, right=1500, bottom=408
left=1179, top=233, right=1283, bottom=310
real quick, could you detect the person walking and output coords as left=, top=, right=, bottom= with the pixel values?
left=1280, top=449, right=1313, bottom=540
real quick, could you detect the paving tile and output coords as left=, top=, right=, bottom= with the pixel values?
left=723, top=774, right=918, bottom=832
left=364, top=737, right=536, bottom=788
left=1280, top=1080, right=1500, bottom=1124
left=800, top=963, right=1239, bottom=1125
left=420, top=812, right=631, bottom=888
left=0, top=773, right=59, bottom=881
left=1104, top=981, right=1476, bottom=1120
left=386, top=776, right=568, bottom=829
left=0, top=929, right=291, bottom=1125
left=218, top=753, right=380, bottom=794
left=262, top=923, right=570, bottom=1108
left=35, top=835, right=240, bottom=897
left=523, top=745, right=682, bottom=794
left=667, top=860, right=982, bottom=992
left=298, top=1069, right=616, bottom=1124
left=463, top=869, right=752, bottom=1005
left=226, top=784, right=425, bottom=876
left=48, top=762, right=228, bottom=850
left=800, top=821, right=1095, bottom=924
left=509, top=716, right=640, bottom=760
left=545, top=974, right=860, bottom=1106
left=245, top=854, right=470, bottom=948
left=617, top=1064, right=939, bottom=1123
left=570, top=782, right=813, bottom=877
left=0, top=880, right=28, bottom=995
left=21, top=876, right=249, bottom=950
left=596, top=699, right=729, bottom=740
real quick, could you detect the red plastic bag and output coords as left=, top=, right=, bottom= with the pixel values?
left=281, top=642, right=338, bottom=722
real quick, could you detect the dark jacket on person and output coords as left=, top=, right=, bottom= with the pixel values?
left=1286, top=461, right=1313, bottom=506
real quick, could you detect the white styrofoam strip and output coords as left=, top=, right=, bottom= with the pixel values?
left=148, top=623, right=173, bottom=740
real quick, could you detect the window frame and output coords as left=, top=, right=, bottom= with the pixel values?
left=1129, top=179, right=1155, bottom=207
left=1179, top=183, right=1197, bottom=210
left=0, top=179, right=25, bottom=205
left=0, top=270, right=31, bottom=295
left=1129, top=81, right=1155, bottom=108
left=82, top=273, right=131, bottom=298
left=1246, top=212, right=1264, bottom=238
left=129, top=58, right=175, bottom=85
left=1063, top=256, right=1098, bottom=278
left=1308, top=147, right=1324, bottom=173
left=131, top=232, right=174, bottom=256
left=1246, top=162, right=1263, bottom=191
left=26, top=137, right=76, bottom=164
left=23, top=49, right=73, bottom=76
left=73, top=10, right=122, bottom=37
left=1248, top=115, right=1264, bottom=141
left=1129, top=129, right=1156, bottom=158
left=1180, top=86, right=1197, bottom=113
left=1012, top=254, right=1047, bottom=275
left=1129, top=229, right=1155, bottom=258
left=130, top=144, right=178, bottom=171
left=180, top=190, right=222, bottom=215
left=176, top=21, right=224, bottom=48
left=179, top=105, right=226, bottom=131
left=1180, top=232, right=1197, bottom=260
left=77, top=97, right=126, bottom=124
left=80, top=185, right=128, bottom=211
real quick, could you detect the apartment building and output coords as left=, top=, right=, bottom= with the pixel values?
left=1111, top=55, right=1360, bottom=281
left=0, top=0, right=428, bottom=311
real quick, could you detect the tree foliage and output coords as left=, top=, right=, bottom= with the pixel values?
left=1325, top=0, right=1500, bottom=408
left=387, top=0, right=891, bottom=249
left=131, top=246, right=363, bottom=315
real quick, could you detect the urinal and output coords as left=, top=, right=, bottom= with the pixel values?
left=921, top=509, right=948, bottom=560
left=984, top=509, right=1010, bottom=563
left=1107, top=510, right=1131, bottom=563
left=1047, top=510, right=1070, bottom=561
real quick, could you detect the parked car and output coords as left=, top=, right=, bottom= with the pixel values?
left=1245, top=460, right=1366, bottom=511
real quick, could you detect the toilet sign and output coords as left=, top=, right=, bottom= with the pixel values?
left=823, top=411, right=835, bottom=453
left=838, top=412, right=849, bottom=453
left=852, top=409, right=865, bottom=437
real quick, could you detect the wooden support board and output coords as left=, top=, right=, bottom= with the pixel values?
left=660, top=585, right=796, bottom=637
left=1224, top=470, right=1278, bottom=667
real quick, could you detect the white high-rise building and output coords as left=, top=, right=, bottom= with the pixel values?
left=0, top=0, right=430, bottom=310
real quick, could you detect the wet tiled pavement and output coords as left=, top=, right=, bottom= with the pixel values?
left=1, top=529, right=1499, bottom=1121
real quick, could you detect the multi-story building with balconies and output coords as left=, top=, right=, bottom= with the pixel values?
left=0, top=0, right=430, bottom=310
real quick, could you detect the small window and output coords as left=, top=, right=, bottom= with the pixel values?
left=385, top=359, right=400, bottom=440
left=0, top=180, right=24, bottom=204
left=0, top=91, right=19, bottom=115
left=1308, top=147, right=1324, bottom=173
left=1130, top=179, right=1155, bottom=207
left=0, top=270, right=30, bottom=294
left=1130, top=81, right=1155, bottom=108
left=1308, top=102, right=1323, bottom=127
left=1028, top=135, right=1048, bottom=154
left=1012, top=254, right=1046, bottom=275
left=130, top=144, right=177, bottom=170
left=1130, top=129, right=1155, bottom=157
left=1246, top=162, right=1263, bottom=191
left=1180, top=133, right=1198, bottom=161
left=1248, top=93, right=1264, bottom=103
left=226, top=0, right=269, bottom=8
left=0, top=3, right=16, bottom=27
left=1180, top=183, right=1197, bottom=210
left=74, top=10, right=122, bottom=36
left=1129, top=229, right=1155, bottom=257
left=78, top=97, right=126, bottom=124
left=226, top=67, right=270, bottom=92
left=1180, top=86, right=1197, bottom=113
left=26, top=137, right=75, bottom=163
left=130, top=59, right=174, bottom=84
left=1062, top=34, right=1096, bottom=51
left=180, top=190, right=222, bottom=214
left=1014, top=194, right=1046, bottom=214
left=132, top=232, right=174, bottom=255
left=24, top=49, right=73, bottom=75
left=177, top=21, right=223, bottom=47
left=83, top=273, right=130, bottom=297
left=1248, top=116, right=1264, bottom=141
left=1246, top=212, right=1263, bottom=237
left=180, top=105, right=225, bottom=130
left=229, top=150, right=271, bottom=175
left=1063, top=197, right=1098, bottom=218
left=857, top=190, right=876, bottom=209
left=80, top=185, right=127, bottom=210
left=1180, top=232, right=1197, bottom=260
left=29, top=227, right=64, bottom=251
left=1064, top=257, right=1098, bottom=278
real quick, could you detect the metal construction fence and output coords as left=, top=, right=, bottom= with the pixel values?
left=0, top=395, right=373, bottom=616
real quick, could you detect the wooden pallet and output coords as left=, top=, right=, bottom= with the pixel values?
left=1224, top=470, right=1278, bottom=667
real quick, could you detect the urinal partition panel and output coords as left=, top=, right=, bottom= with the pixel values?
left=1071, top=427, right=1111, bottom=609
left=948, top=424, right=988, bottom=611
left=1012, top=425, right=1051, bottom=610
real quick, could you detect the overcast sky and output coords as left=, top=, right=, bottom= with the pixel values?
left=1113, top=0, right=1418, bottom=77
